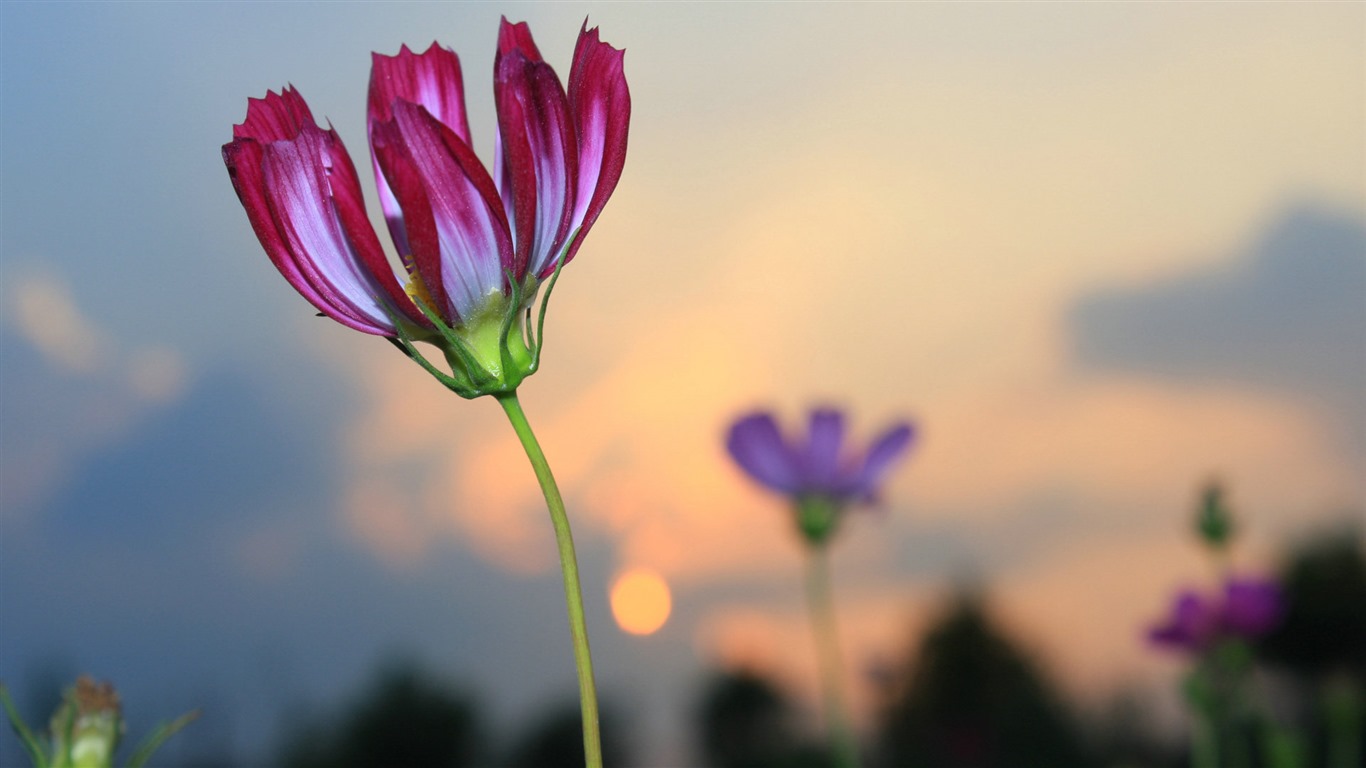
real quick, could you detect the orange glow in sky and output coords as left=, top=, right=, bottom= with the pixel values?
left=610, top=568, right=673, bottom=636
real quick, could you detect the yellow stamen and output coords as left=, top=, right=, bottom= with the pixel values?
left=401, top=254, right=438, bottom=312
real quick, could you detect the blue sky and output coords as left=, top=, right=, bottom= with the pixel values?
left=2, top=2, right=1363, bottom=764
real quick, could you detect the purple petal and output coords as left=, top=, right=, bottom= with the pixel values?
left=726, top=412, right=801, bottom=494
left=802, top=408, right=846, bottom=490
left=368, top=43, right=472, bottom=262
left=371, top=101, right=513, bottom=323
left=223, top=89, right=411, bottom=335
left=1221, top=578, right=1284, bottom=638
left=561, top=20, right=630, bottom=272
left=849, top=422, right=915, bottom=500
left=495, top=19, right=576, bottom=280
left=1147, top=591, right=1217, bottom=652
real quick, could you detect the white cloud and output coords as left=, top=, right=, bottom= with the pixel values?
left=11, top=273, right=107, bottom=373
left=0, top=272, right=192, bottom=521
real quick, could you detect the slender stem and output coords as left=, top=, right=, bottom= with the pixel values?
left=805, top=544, right=860, bottom=768
left=496, top=391, right=602, bottom=768
left=1325, top=678, right=1362, bottom=768
left=1192, top=709, right=1220, bottom=768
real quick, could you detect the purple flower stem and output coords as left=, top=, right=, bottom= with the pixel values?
left=805, top=544, right=860, bottom=768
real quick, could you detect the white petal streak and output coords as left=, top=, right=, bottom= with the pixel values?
left=394, top=105, right=503, bottom=319
left=573, top=103, right=606, bottom=226
left=262, top=133, right=392, bottom=329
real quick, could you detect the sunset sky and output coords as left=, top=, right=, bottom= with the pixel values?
left=1, top=2, right=1362, bottom=764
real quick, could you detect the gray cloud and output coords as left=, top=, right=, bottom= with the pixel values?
left=1069, top=205, right=1366, bottom=449
left=0, top=349, right=634, bottom=762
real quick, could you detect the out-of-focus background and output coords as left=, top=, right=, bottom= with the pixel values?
left=1, top=2, right=1362, bottom=766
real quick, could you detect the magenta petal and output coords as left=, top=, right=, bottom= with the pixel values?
left=372, top=100, right=512, bottom=323
left=727, top=412, right=801, bottom=494
left=495, top=41, right=575, bottom=279
left=232, top=87, right=313, bottom=142
left=369, top=43, right=472, bottom=141
left=367, top=126, right=451, bottom=327
left=560, top=20, right=630, bottom=272
left=223, top=89, right=405, bottom=336
left=324, top=125, right=427, bottom=329
left=368, top=43, right=472, bottom=260
left=498, top=17, right=545, bottom=62
left=224, top=138, right=354, bottom=327
left=259, top=132, right=398, bottom=331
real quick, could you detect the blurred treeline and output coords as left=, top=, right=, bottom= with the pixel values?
left=269, top=528, right=1363, bottom=768
left=5, top=528, right=1363, bottom=767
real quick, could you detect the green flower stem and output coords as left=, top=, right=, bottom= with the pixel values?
left=805, top=544, right=860, bottom=768
left=496, top=390, right=602, bottom=768
left=1325, top=677, right=1362, bottom=768
left=1192, top=711, right=1220, bottom=768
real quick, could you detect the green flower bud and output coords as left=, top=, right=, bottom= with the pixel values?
left=1195, top=480, right=1236, bottom=550
left=51, top=677, right=123, bottom=768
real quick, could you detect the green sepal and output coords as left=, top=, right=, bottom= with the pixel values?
left=531, top=228, right=579, bottom=368
left=383, top=300, right=492, bottom=399
left=408, top=296, right=495, bottom=390
left=379, top=236, right=585, bottom=399
left=0, top=684, right=48, bottom=768
left=123, top=710, right=199, bottom=768
left=383, top=286, right=541, bottom=399
left=499, top=268, right=528, bottom=381
left=794, top=495, right=842, bottom=547
left=389, top=333, right=469, bottom=392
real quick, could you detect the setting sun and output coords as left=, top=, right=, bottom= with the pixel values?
left=609, top=568, right=673, bottom=636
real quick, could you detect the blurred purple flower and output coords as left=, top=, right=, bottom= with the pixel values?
left=1221, top=578, right=1284, bottom=637
left=726, top=407, right=915, bottom=505
left=1148, top=577, right=1284, bottom=653
left=1148, top=590, right=1221, bottom=650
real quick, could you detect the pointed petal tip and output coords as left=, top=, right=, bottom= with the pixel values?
left=576, top=18, right=625, bottom=58
left=233, top=86, right=316, bottom=141
left=497, top=17, right=542, bottom=60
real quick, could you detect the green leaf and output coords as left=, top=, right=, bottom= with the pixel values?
left=123, top=710, right=199, bottom=768
left=0, top=684, right=48, bottom=768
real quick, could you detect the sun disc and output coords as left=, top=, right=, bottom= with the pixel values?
left=609, top=568, right=672, bottom=636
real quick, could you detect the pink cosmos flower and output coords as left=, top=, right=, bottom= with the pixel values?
left=1148, top=577, right=1284, bottom=653
left=727, top=407, right=915, bottom=544
left=222, top=19, right=629, bottom=392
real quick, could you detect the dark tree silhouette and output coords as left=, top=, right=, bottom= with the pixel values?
left=1260, top=527, right=1366, bottom=768
left=1262, top=527, right=1366, bottom=678
left=502, top=700, right=628, bottom=768
left=278, top=660, right=484, bottom=768
left=695, top=669, right=828, bottom=768
left=877, top=592, right=1094, bottom=768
